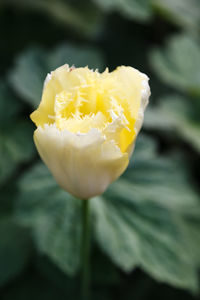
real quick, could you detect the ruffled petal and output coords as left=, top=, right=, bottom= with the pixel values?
left=31, top=65, right=93, bottom=127
left=34, top=124, right=129, bottom=199
left=107, top=66, right=151, bottom=153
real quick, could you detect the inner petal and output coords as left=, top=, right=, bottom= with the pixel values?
left=54, top=82, right=135, bottom=152
left=56, top=112, right=107, bottom=133
left=52, top=67, right=142, bottom=153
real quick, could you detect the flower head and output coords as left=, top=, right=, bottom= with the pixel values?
left=30, top=65, right=150, bottom=199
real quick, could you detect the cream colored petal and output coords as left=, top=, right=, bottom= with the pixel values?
left=104, top=66, right=150, bottom=153
left=103, top=111, right=127, bottom=148
left=31, top=65, right=93, bottom=127
left=34, top=125, right=129, bottom=199
left=134, top=73, right=150, bottom=135
left=110, top=66, right=146, bottom=119
left=125, top=73, right=151, bottom=157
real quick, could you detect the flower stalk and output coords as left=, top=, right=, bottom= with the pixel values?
left=81, top=199, right=90, bottom=300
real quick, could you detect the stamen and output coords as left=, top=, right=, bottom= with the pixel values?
left=48, top=115, right=55, bottom=119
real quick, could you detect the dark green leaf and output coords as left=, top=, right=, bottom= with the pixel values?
left=48, top=44, right=105, bottom=71
left=144, top=95, right=200, bottom=152
left=16, top=163, right=82, bottom=276
left=16, top=135, right=200, bottom=291
left=9, top=44, right=105, bottom=108
left=92, top=135, right=200, bottom=291
left=0, top=81, right=23, bottom=125
left=2, top=0, right=103, bottom=38
left=1, top=274, right=67, bottom=300
left=150, top=34, right=200, bottom=97
left=0, top=185, right=18, bottom=217
left=0, top=121, right=35, bottom=185
left=9, top=48, right=48, bottom=108
left=93, top=0, right=152, bottom=21
left=0, top=218, right=31, bottom=287
left=152, top=0, right=200, bottom=32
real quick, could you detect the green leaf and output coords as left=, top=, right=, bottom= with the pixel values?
left=0, top=218, right=31, bottom=287
left=9, top=48, right=47, bottom=108
left=152, top=0, right=200, bottom=32
left=91, top=249, right=120, bottom=286
left=16, top=135, right=200, bottom=292
left=150, top=34, right=200, bottom=97
left=2, top=0, right=103, bottom=38
left=0, top=185, right=18, bottom=218
left=9, top=44, right=105, bottom=108
left=0, top=80, right=35, bottom=185
left=92, top=190, right=198, bottom=291
left=0, top=81, right=23, bottom=125
left=0, top=121, right=35, bottom=185
left=1, top=274, right=68, bottom=300
left=16, top=163, right=82, bottom=276
left=92, top=135, right=200, bottom=291
left=35, top=255, right=77, bottom=295
left=144, top=95, right=200, bottom=152
left=48, top=44, right=104, bottom=72
left=92, top=0, right=152, bottom=21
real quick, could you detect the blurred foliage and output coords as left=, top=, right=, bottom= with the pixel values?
left=0, top=0, right=200, bottom=299
left=9, top=44, right=104, bottom=108
left=0, top=82, right=35, bottom=185
left=92, top=0, right=153, bottom=21
left=145, top=34, right=200, bottom=152
left=152, top=0, right=200, bottom=33
left=2, top=0, right=104, bottom=37
left=0, top=218, right=32, bottom=287
left=150, top=34, right=200, bottom=96
left=93, top=136, right=200, bottom=291
left=14, top=135, right=200, bottom=293
left=145, top=94, right=200, bottom=153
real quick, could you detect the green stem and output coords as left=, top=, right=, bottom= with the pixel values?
left=81, top=199, right=90, bottom=300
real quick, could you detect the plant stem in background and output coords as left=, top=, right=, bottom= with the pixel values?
left=81, top=199, right=90, bottom=300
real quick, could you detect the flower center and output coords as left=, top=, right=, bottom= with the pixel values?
left=54, top=78, right=127, bottom=134
left=50, top=67, right=138, bottom=153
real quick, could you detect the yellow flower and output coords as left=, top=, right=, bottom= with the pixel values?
left=30, top=65, right=150, bottom=199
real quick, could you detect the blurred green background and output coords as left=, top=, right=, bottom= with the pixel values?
left=0, top=0, right=200, bottom=299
